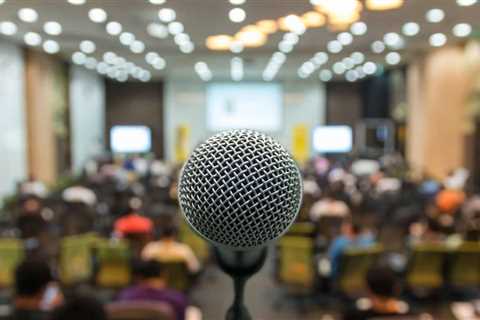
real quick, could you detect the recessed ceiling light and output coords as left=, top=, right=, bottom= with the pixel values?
left=383, top=32, right=404, bottom=49
left=145, top=52, right=159, bottom=64
left=89, top=8, right=107, bottom=23
left=158, top=8, right=176, bottom=23
left=272, top=52, right=286, bottom=64
left=230, top=40, right=244, bottom=53
left=346, top=70, right=358, bottom=82
left=327, top=40, right=343, bottom=53
left=0, top=21, right=17, bottom=36
left=153, top=57, right=166, bottom=69
left=283, top=32, right=299, bottom=45
left=301, top=61, right=315, bottom=74
left=278, top=41, right=293, bottom=53
left=180, top=42, right=194, bottom=53
left=149, top=0, right=166, bottom=4
left=429, top=33, right=447, bottom=47
left=229, top=7, right=246, bottom=23
left=24, top=32, right=42, bottom=46
left=103, top=51, right=116, bottom=64
left=96, top=62, right=109, bottom=74
left=457, top=0, right=477, bottom=6
left=351, top=52, right=365, bottom=64
left=337, top=32, right=353, bottom=45
left=386, top=52, right=401, bottom=65
left=402, top=22, right=420, bottom=36
left=313, top=52, right=328, bottom=65
left=319, top=69, right=333, bottom=81
left=119, top=32, right=135, bottom=45
left=363, top=62, right=377, bottom=75
left=426, top=8, right=445, bottom=23
left=85, top=57, right=97, bottom=70
left=301, top=11, right=326, bottom=28
left=333, top=62, right=346, bottom=75
left=147, top=23, right=168, bottom=39
left=72, top=52, right=87, bottom=65
left=43, top=40, right=60, bottom=54
left=351, top=21, right=367, bottom=35
left=80, top=40, right=96, bottom=54
left=174, top=33, right=190, bottom=45
left=130, top=40, right=145, bottom=53
left=256, top=20, right=277, bottom=34
left=229, top=0, right=246, bottom=4
left=453, top=23, right=472, bottom=37
left=18, top=8, right=38, bottom=23
left=68, top=0, right=86, bottom=5
left=343, top=57, right=355, bottom=69
left=371, top=40, right=385, bottom=53
left=280, top=14, right=306, bottom=35
left=44, top=21, right=62, bottom=36
left=106, top=21, right=122, bottom=35
left=168, top=21, right=184, bottom=35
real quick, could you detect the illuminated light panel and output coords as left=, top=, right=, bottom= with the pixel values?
left=236, top=26, right=267, bottom=47
left=206, top=34, right=233, bottom=50
left=301, top=11, right=326, bottom=28
left=366, top=0, right=403, bottom=11
left=256, top=20, right=277, bottom=34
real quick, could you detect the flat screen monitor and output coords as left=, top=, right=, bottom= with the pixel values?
left=110, top=125, right=152, bottom=154
left=313, top=125, right=353, bottom=153
left=206, top=82, right=282, bottom=131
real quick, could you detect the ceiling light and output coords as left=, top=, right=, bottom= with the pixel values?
left=426, top=8, right=445, bottom=23
left=103, top=51, right=117, bottom=64
left=351, top=21, right=367, bottom=35
left=337, top=32, right=353, bottom=45
left=206, top=34, right=232, bottom=50
left=351, top=52, right=364, bottom=64
left=333, top=62, right=347, bottom=74
left=106, top=21, right=122, bottom=35
left=180, top=42, right=194, bottom=53
left=158, top=8, right=176, bottom=23
left=96, top=62, right=108, bottom=74
left=453, top=23, right=472, bottom=37
left=174, top=33, right=190, bottom=45
left=272, top=52, right=286, bottom=64
left=68, top=0, right=86, bottom=5
left=316, top=0, right=362, bottom=26
left=371, top=40, right=385, bottom=53
left=256, top=20, right=277, bottom=34
left=147, top=23, right=168, bottom=39
left=319, top=69, right=333, bottom=81
left=18, top=8, right=38, bottom=23
left=278, top=15, right=306, bottom=34
left=301, top=11, right=326, bottom=28
left=145, top=52, right=159, bottom=64
left=283, top=32, right=299, bottom=45
left=168, top=21, right=184, bottom=35
left=88, top=8, right=107, bottom=23
left=386, top=52, right=401, bottom=65
left=72, top=52, right=87, bottom=65
left=153, top=57, right=166, bottom=70
left=343, top=57, right=355, bottom=69
left=429, top=33, right=447, bottom=47
left=0, top=22, right=17, bottom=36
left=346, top=70, right=358, bottom=82
left=236, top=26, right=267, bottom=47
left=457, top=0, right=477, bottom=6
left=363, top=61, right=377, bottom=74
left=229, top=8, right=246, bottom=23
left=149, top=0, right=166, bottom=4
left=327, top=40, right=343, bottom=53
left=298, top=69, right=309, bottom=79
left=402, top=22, right=420, bottom=36
left=278, top=41, right=294, bottom=53
left=24, top=32, right=42, bottom=46
left=366, top=0, right=403, bottom=11
left=130, top=40, right=145, bottom=53
left=0, top=0, right=4, bottom=4
left=302, top=61, right=316, bottom=74
left=119, top=32, right=135, bottom=45
left=230, top=40, right=244, bottom=53
left=229, top=0, right=246, bottom=4
left=42, top=40, right=59, bottom=54
left=85, top=57, right=97, bottom=70
left=383, top=32, right=404, bottom=49
left=356, top=66, right=366, bottom=78
left=313, top=52, right=328, bottom=65
left=80, top=40, right=95, bottom=54
left=44, top=21, right=62, bottom=36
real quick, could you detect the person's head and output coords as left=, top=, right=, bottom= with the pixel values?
left=50, top=296, right=106, bottom=320
left=366, top=265, right=398, bottom=299
left=21, top=196, right=42, bottom=214
left=341, top=220, right=361, bottom=237
left=160, top=225, right=178, bottom=240
left=131, top=259, right=165, bottom=285
left=15, top=260, right=53, bottom=299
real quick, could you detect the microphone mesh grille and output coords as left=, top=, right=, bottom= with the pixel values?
left=178, top=130, right=302, bottom=249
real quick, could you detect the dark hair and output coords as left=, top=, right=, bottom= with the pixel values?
left=15, top=260, right=53, bottom=296
left=50, top=296, right=107, bottom=320
left=132, top=259, right=164, bottom=279
left=366, top=265, right=397, bottom=298
left=160, top=225, right=178, bottom=238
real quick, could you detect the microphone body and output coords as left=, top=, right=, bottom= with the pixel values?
left=178, top=130, right=303, bottom=320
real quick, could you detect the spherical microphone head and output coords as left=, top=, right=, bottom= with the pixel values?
left=178, top=129, right=303, bottom=250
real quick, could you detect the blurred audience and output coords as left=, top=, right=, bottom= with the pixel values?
left=50, top=296, right=106, bottom=320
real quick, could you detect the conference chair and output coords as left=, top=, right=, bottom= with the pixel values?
left=95, top=239, right=131, bottom=288
left=337, top=244, right=384, bottom=298
left=447, top=242, right=480, bottom=288
left=107, top=301, right=175, bottom=320
left=59, top=234, right=94, bottom=286
left=161, top=260, right=191, bottom=293
left=0, top=239, right=24, bottom=288
left=286, top=222, right=317, bottom=238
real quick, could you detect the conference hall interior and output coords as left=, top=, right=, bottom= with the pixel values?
left=1, top=0, right=480, bottom=319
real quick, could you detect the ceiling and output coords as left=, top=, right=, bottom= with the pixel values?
left=0, top=0, right=478, bottom=81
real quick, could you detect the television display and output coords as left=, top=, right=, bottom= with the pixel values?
left=313, top=125, right=353, bottom=153
left=110, top=125, right=152, bottom=154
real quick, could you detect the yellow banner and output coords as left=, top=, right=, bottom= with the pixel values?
left=175, top=124, right=190, bottom=163
left=292, top=124, right=309, bottom=164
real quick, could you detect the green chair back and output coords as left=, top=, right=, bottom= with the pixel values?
left=95, top=239, right=131, bottom=288
left=277, top=236, right=315, bottom=290
left=0, top=239, right=24, bottom=288
left=59, top=234, right=95, bottom=286
left=449, top=242, right=480, bottom=287
left=161, top=260, right=191, bottom=292
left=286, top=222, right=316, bottom=237
left=406, top=243, right=448, bottom=289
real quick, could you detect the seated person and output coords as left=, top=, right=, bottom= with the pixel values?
left=16, top=196, right=48, bottom=240
left=329, top=221, right=375, bottom=278
left=142, top=225, right=200, bottom=274
left=343, top=265, right=410, bottom=320
left=12, top=260, right=63, bottom=320
left=50, top=295, right=106, bottom=320
left=117, top=259, right=188, bottom=320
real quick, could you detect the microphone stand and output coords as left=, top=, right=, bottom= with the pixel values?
left=214, top=247, right=268, bottom=320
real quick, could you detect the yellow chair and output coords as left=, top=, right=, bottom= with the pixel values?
left=0, top=239, right=24, bottom=288
left=95, top=239, right=131, bottom=288
left=286, top=222, right=316, bottom=237
left=59, top=234, right=94, bottom=286
left=161, top=260, right=191, bottom=292
left=337, top=245, right=384, bottom=297
left=406, top=243, right=448, bottom=290
left=448, top=242, right=480, bottom=288
left=178, top=220, right=210, bottom=264
left=277, top=236, right=316, bottom=292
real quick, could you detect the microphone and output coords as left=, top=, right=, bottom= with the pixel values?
left=178, top=129, right=303, bottom=320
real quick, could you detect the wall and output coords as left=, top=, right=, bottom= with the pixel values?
left=0, top=41, right=27, bottom=201
left=326, top=82, right=362, bottom=127
left=164, top=80, right=326, bottom=161
left=105, top=81, right=164, bottom=157
left=70, top=66, right=105, bottom=173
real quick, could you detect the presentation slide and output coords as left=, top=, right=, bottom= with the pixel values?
left=313, top=125, right=353, bottom=153
left=110, top=125, right=152, bottom=154
left=206, top=82, right=282, bottom=131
